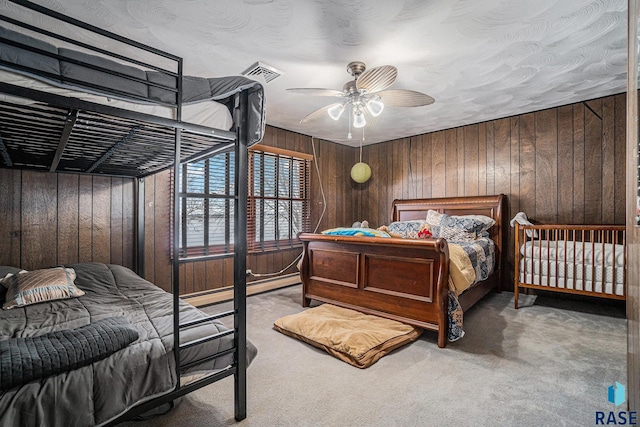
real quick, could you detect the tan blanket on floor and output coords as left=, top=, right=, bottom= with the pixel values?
left=273, top=304, right=422, bottom=368
left=448, top=243, right=476, bottom=296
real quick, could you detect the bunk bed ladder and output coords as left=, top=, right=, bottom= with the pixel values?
left=234, top=88, right=250, bottom=421
left=167, top=89, right=250, bottom=421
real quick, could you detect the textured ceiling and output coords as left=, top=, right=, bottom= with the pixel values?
left=1, top=0, right=628, bottom=146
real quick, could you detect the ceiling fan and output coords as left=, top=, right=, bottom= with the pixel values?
left=287, top=61, right=435, bottom=138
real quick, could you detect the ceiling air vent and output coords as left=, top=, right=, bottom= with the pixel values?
left=241, top=61, right=282, bottom=83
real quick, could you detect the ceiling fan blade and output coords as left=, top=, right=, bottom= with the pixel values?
left=287, top=88, right=345, bottom=97
left=362, top=106, right=379, bottom=128
left=377, top=89, right=435, bottom=107
left=299, top=103, right=343, bottom=124
left=356, top=65, right=397, bottom=93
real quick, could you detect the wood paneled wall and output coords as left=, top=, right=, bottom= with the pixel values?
left=355, top=93, right=626, bottom=277
left=0, top=169, right=135, bottom=270
left=141, top=169, right=172, bottom=291
left=357, top=94, right=625, bottom=226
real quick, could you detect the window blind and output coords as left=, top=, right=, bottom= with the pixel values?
left=176, top=146, right=310, bottom=257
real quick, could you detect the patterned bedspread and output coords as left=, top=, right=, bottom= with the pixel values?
left=448, top=237, right=495, bottom=296
left=456, top=237, right=495, bottom=284
left=447, top=237, right=496, bottom=342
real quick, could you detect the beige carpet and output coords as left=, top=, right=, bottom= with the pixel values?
left=118, top=285, right=626, bottom=427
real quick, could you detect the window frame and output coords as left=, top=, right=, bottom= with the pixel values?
left=247, top=145, right=312, bottom=252
left=177, top=144, right=312, bottom=258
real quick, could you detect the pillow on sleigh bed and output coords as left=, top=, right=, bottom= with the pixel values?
left=426, top=210, right=494, bottom=242
left=386, top=220, right=426, bottom=239
left=321, top=228, right=390, bottom=238
left=1, top=267, right=84, bottom=310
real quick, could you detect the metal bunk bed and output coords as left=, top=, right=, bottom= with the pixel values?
left=0, top=0, right=263, bottom=423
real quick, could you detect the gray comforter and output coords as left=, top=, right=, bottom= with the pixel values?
left=0, top=262, right=257, bottom=427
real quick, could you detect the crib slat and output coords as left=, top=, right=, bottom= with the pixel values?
left=572, top=229, right=577, bottom=292
left=531, top=229, right=542, bottom=285
left=610, top=230, right=616, bottom=294
left=563, top=229, right=568, bottom=290
left=590, top=230, right=596, bottom=294
left=581, top=230, right=586, bottom=293
left=623, top=230, right=627, bottom=297
left=545, top=230, right=550, bottom=288
left=600, top=230, right=605, bottom=295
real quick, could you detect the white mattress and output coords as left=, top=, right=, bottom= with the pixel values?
left=518, top=239, right=625, bottom=296
left=0, top=69, right=234, bottom=130
left=519, top=260, right=625, bottom=296
left=520, top=240, right=624, bottom=267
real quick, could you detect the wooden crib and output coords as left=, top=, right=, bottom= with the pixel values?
left=514, top=223, right=626, bottom=308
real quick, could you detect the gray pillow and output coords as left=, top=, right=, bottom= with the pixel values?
left=146, top=71, right=211, bottom=104
left=0, top=266, right=23, bottom=277
left=0, top=266, right=23, bottom=304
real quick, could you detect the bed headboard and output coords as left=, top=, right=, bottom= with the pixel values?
left=392, top=195, right=508, bottom=286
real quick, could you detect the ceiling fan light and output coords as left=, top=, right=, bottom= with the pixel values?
left=327, top=103, right=345, bottom=121
left=353, top=110, right=366, bottom=128
left=367, top=99, right=384, bottom=117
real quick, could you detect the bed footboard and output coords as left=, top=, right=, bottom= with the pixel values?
left=298, top=233, right=450, bottom=347
left=514, top=223, right=626, bottom=308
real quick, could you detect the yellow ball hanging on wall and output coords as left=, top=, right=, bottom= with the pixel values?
left=350, top=162, right=371, bottom=183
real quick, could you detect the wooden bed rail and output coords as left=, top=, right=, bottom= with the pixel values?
left=298, top=233, right=451, bottom=347
left=514, top=223, right=626, bottom=308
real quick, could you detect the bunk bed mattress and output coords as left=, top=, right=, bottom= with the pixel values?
left=0, top=262, right=256, bottom=427
left=0, top=69, right=234, bottom=130
left=0, top=24, right=266, bottom=146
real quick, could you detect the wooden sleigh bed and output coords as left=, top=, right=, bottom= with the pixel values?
left=298, top=194, right=507, bottom=348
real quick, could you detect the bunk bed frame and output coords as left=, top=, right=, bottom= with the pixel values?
left=0, top=0, right=259, bottom=423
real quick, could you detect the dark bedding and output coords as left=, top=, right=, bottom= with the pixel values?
left=1, top=316, right=139, bottom=391
left=0, top=26, right=265, bottom=146
left=0, top=262, right=257, bottom=427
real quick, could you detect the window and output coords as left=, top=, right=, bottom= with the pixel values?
left=179, top=152, right=235, bottom=257
left=178, top=145, right=311, bottom=257
left=248, top=148, right=311, bottom=251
